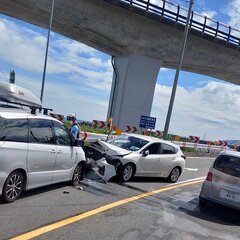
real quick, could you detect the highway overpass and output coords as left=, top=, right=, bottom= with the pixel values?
left=0, top=0, right=239, bottom=129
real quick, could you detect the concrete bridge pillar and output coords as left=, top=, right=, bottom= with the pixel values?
left=108, top=54, right=162, bottom=131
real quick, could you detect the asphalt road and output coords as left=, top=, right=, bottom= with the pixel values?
left=1, top=157, right=239, bottom=240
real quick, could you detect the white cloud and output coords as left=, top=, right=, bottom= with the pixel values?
left=0, top=15, right=112, bottom=120
left=160, top=67, right=169, bottom=72
left=150, top=0, right=179, bottom=14
left=226, top=0, right=240, bottom=29
left=11, top=75, right=109, bottom=122
left=200, top=10, right=217, bottom=19
left=0, top=18, right=45, bottom=72
left=51, top=39, right=97, bottom=57
left=0, top=17, right=113, bottom=92
left=216, top=0, right=240, bottom=39
left=4, top=72, right=239, bottom=140
left=151, top=81, right=240, bottom=140
left=67, top=71, right=112, bottom=92
left=149, top=0, right=218, bottom=34
left=193, top=10, right=217, bottom=29
left=149, top=0, right=217, bottom=18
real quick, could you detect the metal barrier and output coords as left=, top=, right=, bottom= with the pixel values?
left=106, top=0, right=240, bottom=49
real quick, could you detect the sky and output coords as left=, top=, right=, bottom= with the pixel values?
left=0, top=0, right=240, bottom=141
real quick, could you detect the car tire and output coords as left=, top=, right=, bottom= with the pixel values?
left=119, top=163, right=136, bottom=182
left=72, top=162, right=84, bottom=186
left=167, top=167, right=181, bottom=183
left=199, top=197, right=208, bottom=207
left=2, top=170, right=24, bottom=203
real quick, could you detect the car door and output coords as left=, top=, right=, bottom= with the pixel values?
left=52, top=121, right=76, bottom=183
left=27, top=118, right=56, bottom=189
left=158, top=143, right=178, bottom=177
left=138, top=143, right=161, bottom=176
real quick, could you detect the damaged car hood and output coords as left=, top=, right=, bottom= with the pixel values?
left=98, top=140, right=132, bottom=156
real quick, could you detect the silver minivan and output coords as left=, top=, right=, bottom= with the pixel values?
left=199, top=151, right=240, bottom=210
left=0, top=107, right=86, bottom=203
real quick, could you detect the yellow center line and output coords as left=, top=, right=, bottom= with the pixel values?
left=10, top=178, right=204, bottom=240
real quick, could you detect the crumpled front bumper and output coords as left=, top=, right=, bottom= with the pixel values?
left=91, top=158, right=117, bottom=182
left=83, top=142, right=123, bottom=182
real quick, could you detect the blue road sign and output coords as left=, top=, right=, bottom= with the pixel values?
left=139, top=115, right=156, bottom=129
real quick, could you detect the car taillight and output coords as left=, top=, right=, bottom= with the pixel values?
left=181, top=155, right=186, bottom=160
left=206, top=172, right=213, bottom=182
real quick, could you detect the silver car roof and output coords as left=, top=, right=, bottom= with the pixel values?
left=218, top=150, right=240, bottom=158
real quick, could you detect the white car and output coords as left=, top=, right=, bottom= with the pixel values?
left=85, top=134, right=186, bottom=182
left=0, top=106, right=86, bottom=203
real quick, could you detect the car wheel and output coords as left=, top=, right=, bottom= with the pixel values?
left=199, top=197, right=208, bottom=207
left=119, top=163, right=136, bottom=182
left=2, top=170, right=24, bottom=203
left=168, top=167, right=181, bottom=183
left=72, top=163, right=84, bottom=186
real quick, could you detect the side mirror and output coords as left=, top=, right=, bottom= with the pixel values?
left=73, top=139, right=84, bottom=147
left=142, top=150, right=149, bottom=157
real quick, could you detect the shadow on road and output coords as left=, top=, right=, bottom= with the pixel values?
left=128, top=176, right=168, bottom=183
left=0, top=182, right=68, bottom=204
left=178, top=197, right=240, bottom=226
left=0, top=171, right=173, bottom=205
left=85, top=170, right=168, bottom=192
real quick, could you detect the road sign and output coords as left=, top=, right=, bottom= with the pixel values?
left=153, top=130, right=163, bottom=138
left=92, top=120, right=106, bottom=129
left=218, top=140, right=228, bottom=146
left=188, top=136, right=200, bottom=143
left=116, top=128, right=122, bottom=135
left=107, top=117, right=113, bottom=130
left=139, top=115, right=156, bottom=129
left=126, top=125, right=138, bottom=133
left=175, top=135, right=181, bottom=141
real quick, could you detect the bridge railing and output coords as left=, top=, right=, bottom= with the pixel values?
left=116, top=0, right=240, bottom=47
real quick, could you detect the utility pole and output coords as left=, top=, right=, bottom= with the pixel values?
left=9, top=70, right=15, bottom=84
left=40, top=0, right=55, bottom=103
left=163, top=0, right=194, bottom=139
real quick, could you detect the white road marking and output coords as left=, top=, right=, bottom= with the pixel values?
left=184, top=167, right=198, bottom=171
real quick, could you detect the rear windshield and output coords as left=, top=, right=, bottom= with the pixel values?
left=213, top=154, right=240, bottom=178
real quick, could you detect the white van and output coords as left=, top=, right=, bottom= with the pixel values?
left=0, top=82, right=86, bottom=203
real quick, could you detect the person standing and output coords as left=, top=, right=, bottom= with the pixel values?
left=69, top=114, right=81, bottom=139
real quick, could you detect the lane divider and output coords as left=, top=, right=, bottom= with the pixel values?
left=10, top=177, right=205, bottom=240
left=184, top=168, right=198, bottom=171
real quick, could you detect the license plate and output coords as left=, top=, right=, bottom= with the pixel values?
left=220, top=190, right=240, bottom=202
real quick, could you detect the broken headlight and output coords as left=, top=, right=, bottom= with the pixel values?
left=105, top=155, right=122, bottom=171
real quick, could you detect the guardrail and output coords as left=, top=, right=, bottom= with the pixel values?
left=107, top=0, right=240, bottom=49
left=172, top=141, right=233, bottom=152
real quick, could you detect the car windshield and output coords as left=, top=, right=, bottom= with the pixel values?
left=108, top=135, right=149, bottom=151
